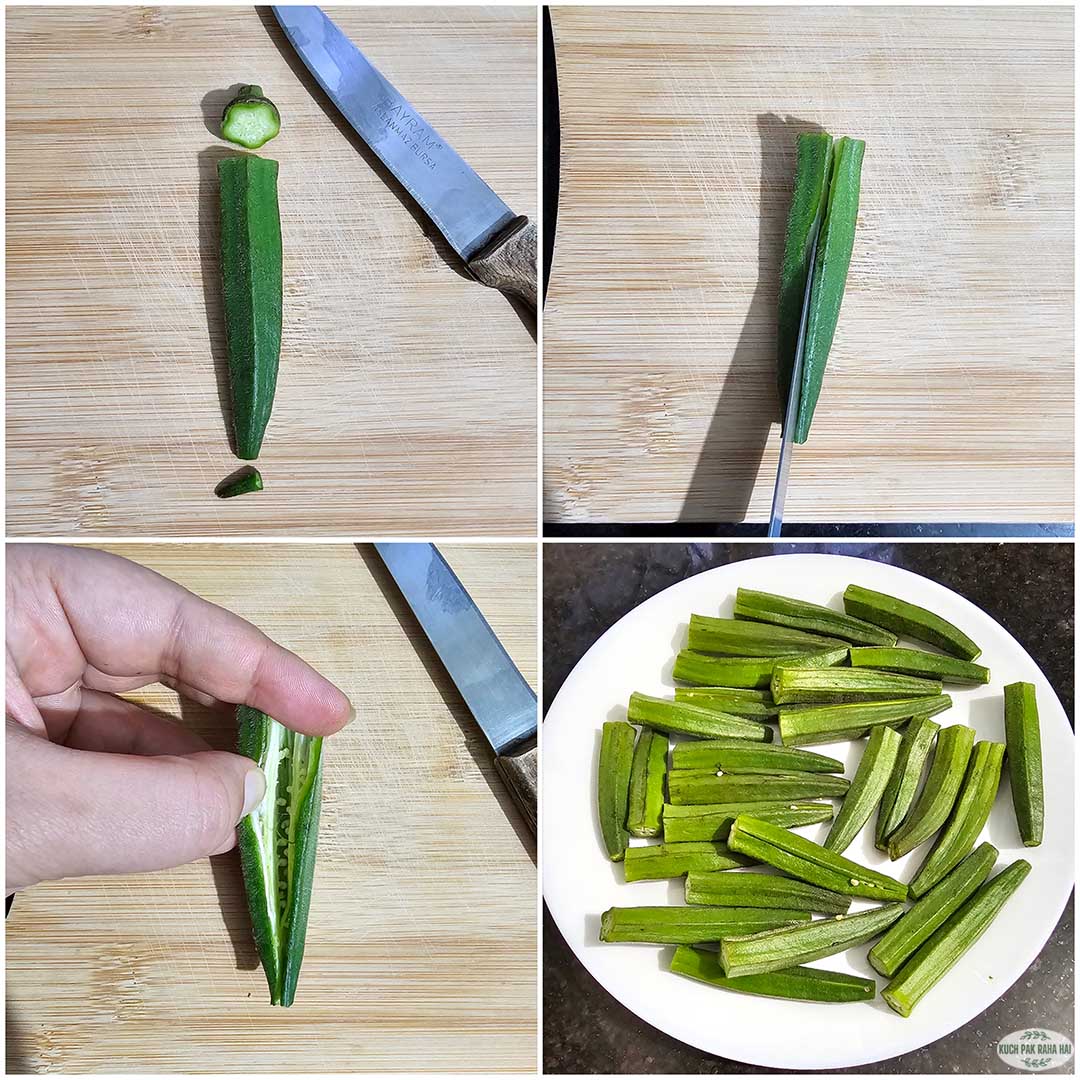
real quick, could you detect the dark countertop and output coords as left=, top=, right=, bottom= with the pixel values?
left=543, top=543, right=1075, bottom=1074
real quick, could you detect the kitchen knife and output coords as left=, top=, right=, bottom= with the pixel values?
left=768, top=207, right=823, bottom=538
left=373, top=542, right=537, bottom=834
left=273, top=5, right=536, bottom=311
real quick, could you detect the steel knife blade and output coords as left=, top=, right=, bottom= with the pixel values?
left=273, top=6, right=536, bottom=309
left=373, top=542, right=537, bottom=833
left=768, top=209, right=824, bottom=538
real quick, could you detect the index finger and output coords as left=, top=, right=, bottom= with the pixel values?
left=35, top=545, right=354, bottom=737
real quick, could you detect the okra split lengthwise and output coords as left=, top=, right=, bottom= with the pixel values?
left=593, top=579, right=1045, bottom=1017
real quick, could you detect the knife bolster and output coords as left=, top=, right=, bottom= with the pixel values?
left=494, top=739, right=537, bottom=835
left=467, top=215, right=537, bottom=310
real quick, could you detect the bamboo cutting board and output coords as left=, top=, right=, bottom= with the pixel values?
left=5, top=543, right=537, bottom=1073
left=545, top=6, right=1074, bottom=526
left=6, top=7, right=537, bottom=537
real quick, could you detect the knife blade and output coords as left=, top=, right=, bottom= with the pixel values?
left=272, top=6, right=537, bottom=310
left=373, top=542, right=537, bottom=833
left=768, top=208, right=824, bottom=538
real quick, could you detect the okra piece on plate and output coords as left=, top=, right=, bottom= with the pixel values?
left=734, top=588, right=897, bottom=646
left=670, top=944, right=875, bottom=1002
left=688, top=614, right=847, bottom=657
left=882, top=859, right=1031, bottom=1017
left=728, top=814, right=909, bottom=900
left=1004, top=681, right=1044, bottom=846
left=719, top=901, right=904, bottom=978
left=599, top=905, right=809, bottom=944
left=850, top=647, right=990, bottom=686
left=771, top=665, right=942, bottom=705
left=674, top=686, right=780, bottom=719
left=671, top=739, right=843, bottom=774
left=876, top=714, right=940, bottom=850
left=869, top=842, right=998, bottom=978
left=598, top=721, right=636, bottom=861
left=887, top=724, right=975, bottom=859
left=843, top=584, right=982, bottom=661
left=685, top=869, right=851, bottom=914
left=663, top=801, right=834, bottom=842
left=778, top=695, right=951, bottom=747
left=626, top=726, right=668, bottom=838
left=218, top=155, right=283, bottom=460
left=668, top=770, right=849, bottom=806
left=237, top=706, right=323, bottom=1007
left=623, top=841, right=756, bottom=882
left=627, top=692, right=770, bottom=741
left=824, top=724, right=902, bottom=853
left=908, top=741, right=1005, bottom=896
left=674, top=651, right=796, bottom=689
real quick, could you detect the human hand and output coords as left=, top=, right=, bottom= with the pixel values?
left=6, top=544, right=353, bottom=892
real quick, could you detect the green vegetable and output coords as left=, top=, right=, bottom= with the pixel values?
left=778, top=695, right=951, bottom=747
left=623, top=841, right=756, bottom=881
left=727, top=814, right=909, bottom=901
left=824, top=725, right=902, bottom=853
left=850, top=647, right=989, bottom=686
left=719, top=902, right=903, bottom=978
left=908, top=741, right=1005, bottom=896
left=882, top=859, right=1030, bottom=1017
left=668, top=771, right=849, bottom=806
left=671, top=739, right=843, bottom=774
left=843, top=585, right=982, bottom=661
left=674, top=649, right=847, bottom=689
left=1004, top=681, right=1044, bottom=847
left=685, top=870, right=851, bottom=914
left=734, top=587, right=896, bottom=646
left=237, top=706, right=322, bottom=1007
left=626, top=727, right=667, bottom=837
left=777, top=132, right=832, bottom=429
left=663, top=801, right=834, bottom=842
left=772, top=665, right=942, bottom=705
left=791, top=137, right=865, bottom=443
left=886, top=724, right=975, bottom=859
left=599, top=905, right=809, bottom=944
left=688, top=614, right=847, bottom=657
left=598, top=721, right=635, bottom=861
left=221, top=85, right=281, bottom=149
left=674, top=686, right=779, bottom=719
left=670, top=945, right=875, bottom=1002
left=215, top=466, right=264, bottom=499
left=868, top=842, right=997, bottom=977
left=875, top=714, right=940, bottom=849
left=218, top=155, right=283, bottom=460
left=627, top=692, right=770, bottom=741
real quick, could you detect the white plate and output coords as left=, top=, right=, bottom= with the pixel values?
left=542, top=553, right=1074, bottom=1070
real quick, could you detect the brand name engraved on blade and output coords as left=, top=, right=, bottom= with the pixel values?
left=375, top=95, right=443, bottom=170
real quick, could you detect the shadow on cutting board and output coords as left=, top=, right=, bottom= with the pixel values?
left=357, top=544, right=538, bottom=865
left=178, top=696, right=260, bottom=971
left=255, top=8, right=537, bottom=343
left=679, top=114, right=825, bottom=526
left=198, top=142, right=240, bottom=457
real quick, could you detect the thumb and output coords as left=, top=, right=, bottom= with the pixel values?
left=7, top=727, right=265, bottom=889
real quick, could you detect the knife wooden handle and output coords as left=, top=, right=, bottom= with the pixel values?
left=494, top=739, right=537, bottom=835
left=467, top=216, right=537, bottom=312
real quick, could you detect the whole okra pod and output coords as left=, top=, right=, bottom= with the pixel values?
left=778, top=695, right=951, bottom=747
left=628, top=692, right=770, bottom=741
left=824, top=724, right=902, bottom=853
left=734, top=587, right=896, bottom=646
left=623, top=841, right=756, bottom=881
left=1004, top=681, right=1044, bottom=847
left=688, top=614, right=847, bottom=657
left=843, top=584, right=982, bottom=661
left=685, top=870, right=851, bottom=914
left=599, top=905, right=809, bottom=945
left=663, top=801, right=834, bottom=843
left=875, top=714, right=940, bottom=850
left=671, top=739, right=843, bottom=774
left=667, top=771, right=850, bottom=806
left=626, top=726, right=668, bottom=837
left=598, top=721, right=636, bottom=861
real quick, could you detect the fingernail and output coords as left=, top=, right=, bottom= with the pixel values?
left=242, top=767, right=266, bottom=817
left=344, top=698, right=357, bottom=725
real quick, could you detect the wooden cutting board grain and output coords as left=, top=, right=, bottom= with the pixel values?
left=5, top=543, right=537, bottom=1073
left=6, top=7, right=537, bottom=536
left=545, top=6, right=1074, bottom=526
